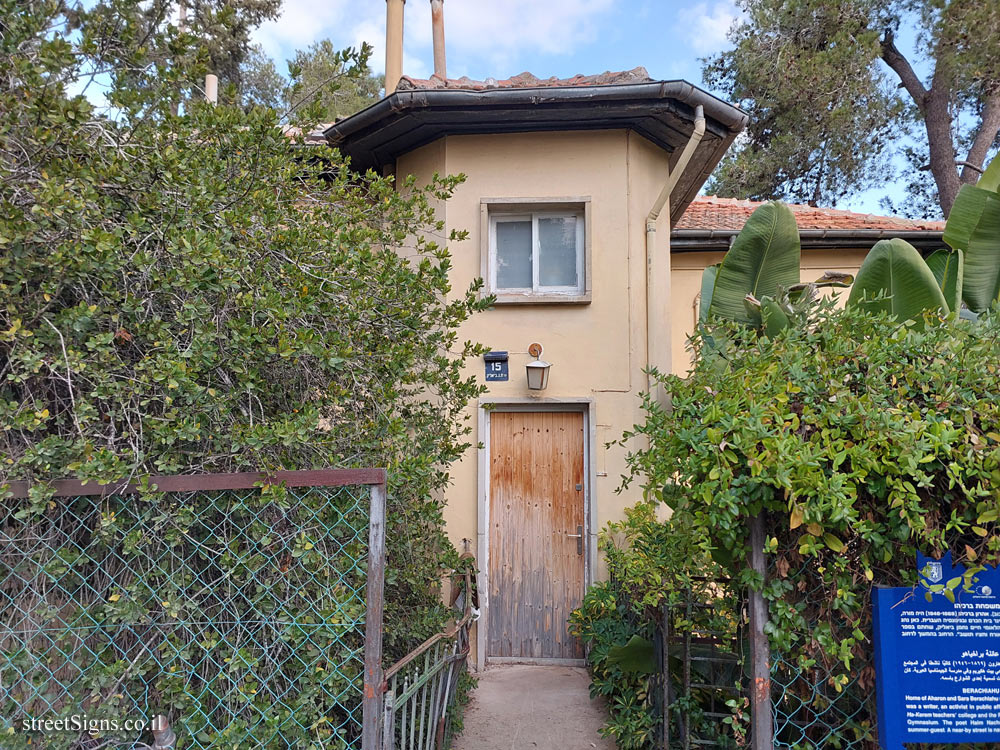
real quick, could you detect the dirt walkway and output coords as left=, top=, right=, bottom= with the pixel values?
left=451, top=664, right=617, bottom=750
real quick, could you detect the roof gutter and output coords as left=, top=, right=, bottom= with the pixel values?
left=672, top=228, right=944, bottom=240
left=671, top=227, right=945, bottom=251
left=644, top=105, right=705, bottom=400
left=324, top=81, right=747, bottom=143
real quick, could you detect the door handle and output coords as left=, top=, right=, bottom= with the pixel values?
left=566, top=525, right=584, bottom=556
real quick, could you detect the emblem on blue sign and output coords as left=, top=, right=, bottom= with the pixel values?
left=873, top=552, right=1000, bottom=749
left=924, top=560, right=943, bottom=583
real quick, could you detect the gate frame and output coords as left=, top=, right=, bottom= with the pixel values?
left=4, top=467, right=388, bottom=750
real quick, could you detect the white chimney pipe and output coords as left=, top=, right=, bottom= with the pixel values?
left=205, top=74, right=218, bottom=104
left=385, top=0, right=405, bottom=95
left=430, top=0, right=446, bottom=80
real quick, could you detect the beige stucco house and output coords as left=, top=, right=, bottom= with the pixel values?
left=321, top=19, right=944, bottom=667
left=324, top=68, right=746, bottom=669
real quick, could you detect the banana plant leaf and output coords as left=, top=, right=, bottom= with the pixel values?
left=925, top=249, right=964, bottom=315
left=742, top=294, right=763, bottom=327
left=605, top=634, right=657, bottom=675
left=813, top=271, right=855, bottom=286
left=698, top=264, right=719, bottom=324
left=708, top=201, right=800, bottom=325
left=788, top=272, right=855, bottom=304
left=976, top=152, right=1000, bottom=193
left=743, top=294, right=791, bottom=336
left=761, top=296, right=790, bottom=337
left=944, top=184, right=1000, bottom=313
left=847, top=238, right=949, bottom=324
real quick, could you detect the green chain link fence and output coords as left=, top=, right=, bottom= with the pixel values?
left=768, top=556, right=874, bottom=749
left=1, top=469, right=386, bottom=750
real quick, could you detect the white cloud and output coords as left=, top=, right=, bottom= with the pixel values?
left=679, top=1, right=741, bottom=55
left=253, top=0, right=619, bottom=79
left=254, top=0, right=354, bottom=62
left=442, top=0, right=617, bottom=74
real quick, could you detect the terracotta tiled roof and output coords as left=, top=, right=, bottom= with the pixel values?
left=283, top=123, right=336, bottom=144
left=397, top=66, right=653, bottom=92
left=675, top=195, right=945, bottom=232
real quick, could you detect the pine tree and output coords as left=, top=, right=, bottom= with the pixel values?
left=707, top=0, right=1000, bottom=217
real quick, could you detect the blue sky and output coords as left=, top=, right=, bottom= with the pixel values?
left=254, top=0, right=731, bottom=93
left=252, top=0, right=923, bottom=216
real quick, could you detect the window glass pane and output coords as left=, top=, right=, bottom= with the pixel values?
left=538, top=216, right=579, bottom=287
left=495, top=220, right=532, bottom=289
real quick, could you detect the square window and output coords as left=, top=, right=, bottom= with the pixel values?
left=487, top=205, right=587, bottom=301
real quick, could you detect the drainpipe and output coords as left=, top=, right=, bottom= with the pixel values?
left=645, top=105, right=705, bottom=398
left=385, top=0, right=405, bottom=95
left=430, top=0, right=446, bottom=79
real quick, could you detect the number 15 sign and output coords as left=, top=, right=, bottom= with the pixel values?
left=484, top=351, right=508, bottom=382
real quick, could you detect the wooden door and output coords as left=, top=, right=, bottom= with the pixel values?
left=488, top=411, right=586, bottom=660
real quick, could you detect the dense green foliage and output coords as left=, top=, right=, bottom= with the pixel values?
left=706, top=0, right=1000, bottom=216
left=2, top=2, right=486, bottom=745
left=570, top=504, right=741, bottom=750
left=621, top=305, right=1000, bottom=747
left=570, top=580, right=659, bottom=749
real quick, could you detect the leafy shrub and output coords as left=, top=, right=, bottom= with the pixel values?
left=1, top=3, right=485, bottom=746
left=570, top=576, right=658, bottom=749
left=571, top=503, right=742, bottom=750
left=621, top=304, right=1000, bottom=748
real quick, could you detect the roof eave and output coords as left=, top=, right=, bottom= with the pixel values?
left=323, top=81, right=748, bottom=224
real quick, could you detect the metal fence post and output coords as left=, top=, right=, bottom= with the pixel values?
left=749, top=514, right=773, bottom=750
left=661, top=602, right=671, bottom=750
left=381, top=691, right=395, bottom=750
left=363, top=480, right=388, bottom=750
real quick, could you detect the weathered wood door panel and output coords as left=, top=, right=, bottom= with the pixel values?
left=488, top=411, right=585, bottom=660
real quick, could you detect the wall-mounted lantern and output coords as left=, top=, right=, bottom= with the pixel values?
left=525, top=342, right=551, bottom=390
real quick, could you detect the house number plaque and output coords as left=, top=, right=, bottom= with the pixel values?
left=484, top=351, right=508, bottom=382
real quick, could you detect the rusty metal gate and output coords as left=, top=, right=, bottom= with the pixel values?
left=0, top=468, right=387, bottom=750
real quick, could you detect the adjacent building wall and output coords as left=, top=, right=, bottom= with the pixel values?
left=670, top=248, right=871, bottom=373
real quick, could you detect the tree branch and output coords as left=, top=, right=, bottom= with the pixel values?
left=880, top=29, right=928, bottom=112
left=962, top=93, right=1000, bottom=183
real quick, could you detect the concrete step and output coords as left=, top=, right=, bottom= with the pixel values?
left=451, top=664, right=618, bottom=750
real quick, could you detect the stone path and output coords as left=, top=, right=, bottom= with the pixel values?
left=451, top=664, right=617, bottom=750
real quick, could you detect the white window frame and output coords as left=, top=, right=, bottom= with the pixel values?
left=481, top=198, right=592, bottom=304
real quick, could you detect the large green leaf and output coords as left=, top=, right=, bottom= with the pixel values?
left=925, top=249, right=964, bottom=314
left=761, top=296, right=791, bottom=337
left=976, top=153, right=1000, bottom=193
left=708, top=201, right=800, bottom=325
left=605, top=635, right=657, bottom=675
left=944, top=184, right=1000, bottom=313
left=847, top=238, right=949, bottom=323
left=698, top=264, right=719, bottom=324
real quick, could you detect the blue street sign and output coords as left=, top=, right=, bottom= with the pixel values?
left=873, top=552, right=1000, bottom=749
